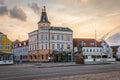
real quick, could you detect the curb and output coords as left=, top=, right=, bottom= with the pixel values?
left=36, top=63, right=111, bottom=68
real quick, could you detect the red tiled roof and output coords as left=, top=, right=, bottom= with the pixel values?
left=73, top=38, right=102, bottom=47
left=12, top=39, right=29, bottom=49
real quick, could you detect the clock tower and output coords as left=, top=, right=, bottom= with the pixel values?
left=38, top=6, right=51, bottom=30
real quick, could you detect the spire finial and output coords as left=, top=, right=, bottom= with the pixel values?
left=38, top=5, right=50, bottom=24
left=42, top=6, right=46, bottom=12
left=44, top=6, right=46, bottom=9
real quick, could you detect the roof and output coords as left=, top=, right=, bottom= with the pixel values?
left=0, top=32, right=3, bottom=34
left=50, top=26, right=73, bottom=32
left=28, top=30, right=38, bottom=34
left=12, top=39, right=29, bottom=48
left=73, top=38, right=102, bottom=47
left=38, top=6, right=50, bottom=24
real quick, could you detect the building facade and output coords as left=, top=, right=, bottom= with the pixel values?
left=73, top=38, right=115, bottom=62
left=116, top=46, right=120, bottom=60
left=0, top=32, right=12, bottom=53
left=0, top=32, right=13, bottom=64
left=12, top=40, right=29, bottom=62
left=28, top=6, right=73, bottom=62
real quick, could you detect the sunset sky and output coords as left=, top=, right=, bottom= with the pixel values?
left=0, top=0, right=120, bottom=45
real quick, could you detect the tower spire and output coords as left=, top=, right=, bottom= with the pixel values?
left=42, top=6, right=46, bottom=12
left=38, top=6, right=50, bottom=24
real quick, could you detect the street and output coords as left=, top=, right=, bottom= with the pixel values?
left=0, top=62, right=120, bottom=80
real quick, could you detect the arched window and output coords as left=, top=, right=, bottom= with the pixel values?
left=34, top=54, right=37, bottom=59
left=41, top=54, right=44, bottom=60
left=46, top=54, right=48, bottom=59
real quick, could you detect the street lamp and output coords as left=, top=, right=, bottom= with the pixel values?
left=48, top=27, right=51, bottom=62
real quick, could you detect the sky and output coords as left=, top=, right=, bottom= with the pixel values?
left=0, top=0, right=120, bottom=45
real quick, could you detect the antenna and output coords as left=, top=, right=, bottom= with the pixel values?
left=42, top=0, right=46, bottom=6
left=95, top=30, right=97, bottom=47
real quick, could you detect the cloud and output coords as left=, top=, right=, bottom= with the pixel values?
left=0, top=6, right=8, bottom=16
left=88, top=0, right=120, bottom=12
left=28, top=2, right=41, bottom=15
left=9, top=6, right=27, bottom=21
left=107, top=32, right=120, bottom=46
left=0, top=0, right=5, bottom=5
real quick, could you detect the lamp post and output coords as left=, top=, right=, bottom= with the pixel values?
left=37, top=30, right=41, bottom=64
left=48, top=27, right=51, bottom=62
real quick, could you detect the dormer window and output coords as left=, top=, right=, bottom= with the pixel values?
left=81, top=41, right=86, bottom=46
left=15, top=44, right=17, bottom=47
left=24, top=42, right=26, bottom=46
left=19, top=43, right=21, bottom=46
left=90, top=42, right=94, bottom=46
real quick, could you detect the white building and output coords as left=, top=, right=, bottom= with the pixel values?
left=12, top=40, right=29, bottom=62
left=117, top=46, right=120, bottom=60
left=101, top=40, right=113, bottom=58
left=28, top=6, right=73, bottom=62
left=73, top=38, right=115, bottom=62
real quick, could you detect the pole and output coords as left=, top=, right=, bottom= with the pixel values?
left=95, top=30, right=97, bottom=47
left=48, top=28, right=50, bottom=62
left=37, top=30, right=40, bottom=64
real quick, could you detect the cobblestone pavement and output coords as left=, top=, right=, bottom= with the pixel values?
left=34, top=71, right=120, bottom=80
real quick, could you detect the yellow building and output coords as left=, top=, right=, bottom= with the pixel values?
left=0, top=32, right=12, bottom=53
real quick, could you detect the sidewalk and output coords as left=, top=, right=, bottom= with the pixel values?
left=0, top=62, right=76, bottom=68
left=35, top=62, right=77, bottom=68
left=1, top=61, right=116, bottom=68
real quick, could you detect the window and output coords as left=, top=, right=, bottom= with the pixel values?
left=42, top=44, right=43, bottom=50
left=57, top=35, right=59, bottom=40
left=15, top=44, right=18, bottom=48
left=61, top=44, right=64, bottom=49
left=52, top=34, right=54, bottom=40
left=34, top=54, right=36, bottom=59
left=61, top=35, right=64, bottom=40
left=97, top=49, right=98, bottom=52
left=34, top=44, right=35, bottom=50
left=57, top=44, right=60, bottom=49
left=45, top=44, right=47, bottom=49
left=0, top=44, right=2, bottom=50
left=24, top=42, right=26, bottom=45
left=86, top=49, right=89, bottom=52
left=100, top=49, right=102, bottom=52
left=67, top=36, right=70, bottom=41
left=34, top=44, right=37, bottom=50
left=81, top=41, right=86, bottom=46
left=19, top=43, right=21, bottom=46
left=90, top=42, right=94, bottom=46
left=45, top=34, right=48, bottom=40
left=41, top=34, right=43, bottom=40
left=41, top=54, right=44, bottom=60
left=90, top=49, right=92, bottom=52
left=82, top=49, right=85, bottom=52
left=30, top=55, right=32, bottom=59
left=46, top=54, right=48, bottom=59
left=67, top=44, right=70, bottom=49
left=52, top=44, right=55, bottom=49
left=93, top=49, right=95, bottom=52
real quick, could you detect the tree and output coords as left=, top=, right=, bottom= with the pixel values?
left=77, top=44, right=83, bottom=58
left=76, top=44, right=84, bottom=64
